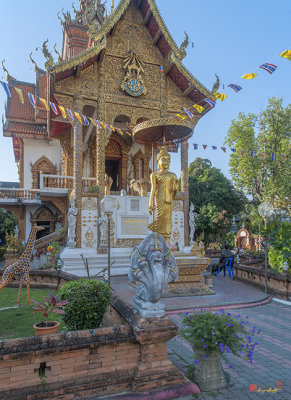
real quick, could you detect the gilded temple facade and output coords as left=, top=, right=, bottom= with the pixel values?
left=1, top=0, right=214, bottom=269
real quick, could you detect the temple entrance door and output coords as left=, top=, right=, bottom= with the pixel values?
left=105, top=159, right=121, bottom=191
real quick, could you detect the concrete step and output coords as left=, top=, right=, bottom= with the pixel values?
left=60, top=247, right=132, bottom=277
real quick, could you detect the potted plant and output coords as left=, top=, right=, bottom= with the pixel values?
left=180, top=308, right=261, bottom=391
left=32, top=293, right=68, bottom=336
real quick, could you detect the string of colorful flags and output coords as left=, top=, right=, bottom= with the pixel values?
left=0, top=85, right=131, bottom=137
left=174, top=48, right=291, bottom=119
left=1, top=49, right=291, bottom=132
left=192, top=143, right=288, bottom=161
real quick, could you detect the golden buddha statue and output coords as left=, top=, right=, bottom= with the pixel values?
left=148, top=147, right=179, bottom=243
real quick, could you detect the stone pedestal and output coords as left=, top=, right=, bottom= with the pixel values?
left=131, top=314, right=185, bottom=392
left=165, top=253, right=215, bottom=297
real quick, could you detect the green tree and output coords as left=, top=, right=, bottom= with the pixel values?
left=0, top=208, right=17, bottom=244
left=224, top=97, right=291, bottom=210
left=188, top=158, right=246, bottom=243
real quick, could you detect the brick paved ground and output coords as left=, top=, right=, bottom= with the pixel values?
left=111, top=275, right=269, bottom=311
left=168, top=300, right=291, bottom=399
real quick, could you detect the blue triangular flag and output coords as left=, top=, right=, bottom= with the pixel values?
left=0, top=81, right=11, bottom=98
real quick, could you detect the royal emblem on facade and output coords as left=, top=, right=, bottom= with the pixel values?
left=121, top=53, right=147, bottom=97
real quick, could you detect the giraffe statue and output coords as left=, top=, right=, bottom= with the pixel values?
left=0, top=225, right=45, bottom=305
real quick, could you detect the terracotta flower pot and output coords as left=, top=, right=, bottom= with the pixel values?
left=193, top=352, right=229, bottom=391
left=33, top=321, right=60, bottom=336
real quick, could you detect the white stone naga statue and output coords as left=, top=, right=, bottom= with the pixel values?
left=129, top=232, right=179, bottom=318
left=189, top=202, right=197, bottom=244
left=67, top=198, right=78, bottom=247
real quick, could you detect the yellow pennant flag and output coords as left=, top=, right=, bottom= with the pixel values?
left=58, top=106, right=67, bottom=119
left=280, top=49, right=291, bottom=61
left=116, top=128, right=124, bottom=135
left=74, top=112, right=83, bottom=124
left=241, top=73, right=258, bottom=79
left=99, top=121, right=107, bottom=129
left=176, top=114, right=186, bottom=120
left=109, top=125, right=116, bottom=132
left=193, top=104, right=204, bottom=113
left=214, top=92, right=227, bottom=101
left=39, top=97, right=49, bottom=111
left=14, top=87, right=24, bottom=104
left=89, top=117, right=97, bottom=126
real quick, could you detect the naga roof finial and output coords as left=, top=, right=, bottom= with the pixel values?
left=42, top=40, right=55, bottom=70
left=211, top=73, right=220, bottom=94
left=111, top=0, right=114, bottom=15
left=1, top=59, right=16, bottom=81
left=54, top=44, right=62, bottom=63
left=179, top=31, right=189, bottom=60
left=29, top=52, right=40, bottom=72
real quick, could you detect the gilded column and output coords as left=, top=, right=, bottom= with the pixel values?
left=181, top=141, right=189, bottom=246
left=96, top=127, right=106, bottom=195
left=73, top=94, right=83, bottom=247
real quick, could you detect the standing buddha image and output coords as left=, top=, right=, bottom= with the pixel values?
left=148, top=147, right=179, bottom=243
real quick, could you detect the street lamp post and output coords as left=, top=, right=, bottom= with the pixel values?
left=258, top=201, right=274, bottom=294
left=100, top=196, right=119, bottom=287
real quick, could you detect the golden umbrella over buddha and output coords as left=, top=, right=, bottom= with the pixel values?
left=148, top=147, right=179, bottom=243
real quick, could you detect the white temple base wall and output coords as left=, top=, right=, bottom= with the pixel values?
left=60, top=247, right=132, bottom=277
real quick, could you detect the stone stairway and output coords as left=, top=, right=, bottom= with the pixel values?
left=61, top=247, right=132, bottom=277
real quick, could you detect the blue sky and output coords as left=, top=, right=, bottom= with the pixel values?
left=0, top=0, right=290, bottom=182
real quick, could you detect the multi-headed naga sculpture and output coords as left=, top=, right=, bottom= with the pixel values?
left=129, top=232, right=178, bottom=317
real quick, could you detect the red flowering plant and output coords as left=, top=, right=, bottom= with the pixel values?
left=47, top=241, right=61, bottom=269
left=32, top=293, right=68, bottom=327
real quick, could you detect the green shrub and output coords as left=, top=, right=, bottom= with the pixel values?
left=87, top=185, right=99, bottom=194
left=59, top=279, right=111, bottom=330
left=268, top=246, right=285, bottom=272
left=0, top=247, right=6, bottom=260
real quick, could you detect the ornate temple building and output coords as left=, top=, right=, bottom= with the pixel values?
left=1, top=0, right=214, bottom=273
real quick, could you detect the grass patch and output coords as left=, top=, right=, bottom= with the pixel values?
left=0, top=288, right=65, bottom=339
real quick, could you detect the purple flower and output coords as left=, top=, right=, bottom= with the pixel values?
left=202, top=355, right=206, bottom=359
left=212, top=332, right=215, bottom=335
left=201, top=338, right=204, bottom=342
left=186, top=312, right=189, bottom=316
left=246, top=316, right=249, bottom=319
left=225, top=322, right=228, bottom=325
left=229, top=365, right=233, bottom=369
left=235, top=334, right=238, bottom=338
left=185, top=325, right=189, bottom=329
left=195, top=360, right=199, bottom=364
left=203, top=344, right=207, bottom=348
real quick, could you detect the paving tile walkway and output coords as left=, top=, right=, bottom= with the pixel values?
left=111, top=275, right=269, bottom=311
left=110, top=275, right=291, bottom=399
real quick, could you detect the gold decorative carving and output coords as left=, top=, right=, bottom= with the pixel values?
left=121, top=52, right=147, bottom=97
left=82, top=197, right=97, bottom=211
left=173, top=200, right=183, bottom=212
left=31, top=156, right=57, bottom=189
left=84, top=227, right=95, bottom=248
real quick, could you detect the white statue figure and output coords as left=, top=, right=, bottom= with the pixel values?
left=14, top=225, right=19, bottom=238
left=98, top=216, right=107, bottom=245
left=189, top=202, right=197, bottom=244
left=67, top=198, right=78, bottom=247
